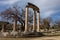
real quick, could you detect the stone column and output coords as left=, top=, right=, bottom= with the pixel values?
left=37, top=12, right=40, bottom=32
left=24, top=5, right=29, bottom=32
left=13, top=19, right=17, bottom=31
left=33, top=10, right=36, bottom=32
left=1, top=24, right=4, bottom=32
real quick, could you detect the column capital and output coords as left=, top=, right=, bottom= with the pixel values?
left=26, top=5, right=29, bottom=8
left=37, top=10, right=40, bottom=13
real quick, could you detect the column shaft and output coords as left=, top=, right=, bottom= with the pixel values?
left=25, top=6, right=28, bottom=32
left=13, top=19, right=17, bottom=31
left=33, top=11, right=36, bottom=32
left=1, top=24, right=4, bottom=32
left=37, top=13, right=40, bottom=32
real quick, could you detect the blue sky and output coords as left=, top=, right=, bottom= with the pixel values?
left=0, top=0, right=60, bottom=21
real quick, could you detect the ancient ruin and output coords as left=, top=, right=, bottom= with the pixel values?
left=0, top=3, right=41, bottom=37
left=24, top=3, right=40, bottom=33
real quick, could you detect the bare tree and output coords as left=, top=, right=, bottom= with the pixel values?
left=42, top=17, right=52, bottom=31
left=0, top=6, right=33, bottom=31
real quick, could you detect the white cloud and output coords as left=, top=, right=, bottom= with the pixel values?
left=0, top=0, right=60, bottom=18
left=41, top=10, right=60, bottom=18
left=41, top=10, right=54, bottom=18
left=28, top=0, right=60, bottom=18
left=39, top=0, right=60, bottom=18
left=0, top=0, right=20, bottom=5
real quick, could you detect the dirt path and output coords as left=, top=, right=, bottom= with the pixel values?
left=0, top=36, right=60, bottom=40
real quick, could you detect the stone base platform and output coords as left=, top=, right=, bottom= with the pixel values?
left=21, top=32, right=45, bottom=37
left=0, top=32, right=45, bottom=38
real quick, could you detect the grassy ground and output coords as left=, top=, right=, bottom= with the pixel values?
left=0, top=31, right=60, bottom=40
left=43, top=31, right=60, bottom=36
left=0, top=36, right=60, bottom=40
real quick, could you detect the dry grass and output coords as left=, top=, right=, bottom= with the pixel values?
left=0, top=36, right=60, bottom=40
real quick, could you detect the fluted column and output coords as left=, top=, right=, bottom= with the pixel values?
left=25, top=6, right=29, bottom=32
left=13, top=19, right=17, bottom=31
left=33, top=11, right=36, bottom=32
left=37, top=12, right=40, bottom=32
